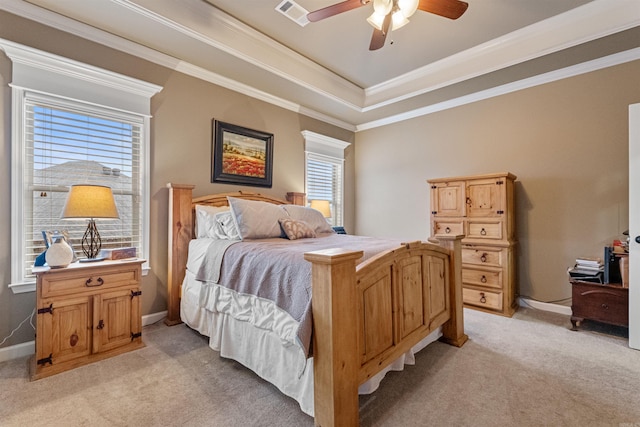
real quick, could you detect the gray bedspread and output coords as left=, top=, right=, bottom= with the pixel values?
left=194, top=233, right=404, bottom=356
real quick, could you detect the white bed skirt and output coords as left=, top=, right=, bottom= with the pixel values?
left=181, top=270, right=442, bottom=417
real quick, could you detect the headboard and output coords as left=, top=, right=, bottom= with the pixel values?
left=165, top=183, right=305, bottom=325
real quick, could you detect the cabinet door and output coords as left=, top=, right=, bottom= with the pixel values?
left=37, top=296, right=91, bottom=366
left=466, top=178, right=505, bottom=217
left=93, top=287, right=142, bottom=353
left=430, top=181, right=466, bottom=217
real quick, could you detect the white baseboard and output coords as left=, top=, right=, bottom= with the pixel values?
left=518, top=297, right=572, bottom=316
left=0, top=310, right=168, bottom=363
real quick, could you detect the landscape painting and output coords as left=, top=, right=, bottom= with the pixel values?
left=211, top=120, right=273, bottom=187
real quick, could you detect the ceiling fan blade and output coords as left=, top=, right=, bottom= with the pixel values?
left=418, top=0, right=469, bottom=20
left=369, top=11, right=392, bottom=51
left=307, top=0, right=370, bottom=22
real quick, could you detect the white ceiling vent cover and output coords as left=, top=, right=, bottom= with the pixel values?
left=276, top=0, right=310, bottom=27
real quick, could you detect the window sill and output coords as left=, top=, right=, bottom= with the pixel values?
left=9, top=281, right=36, bottom=294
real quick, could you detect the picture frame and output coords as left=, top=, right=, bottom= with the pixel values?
left=211, top=120, right=274, bottom=188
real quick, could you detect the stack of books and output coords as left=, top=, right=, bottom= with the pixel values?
left=568, top=257, right=604, bottom=283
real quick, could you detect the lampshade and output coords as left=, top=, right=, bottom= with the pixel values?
left=310, top=200, right=331, bottom=218
left=62, top=185, right=119, bottom=219
left=61, top=184, right=119, bottom=261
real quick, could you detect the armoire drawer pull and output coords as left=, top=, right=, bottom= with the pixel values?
left=480, top=228, right=487, bottom=235
left=481, top=275, right=487, bottom=283
left=445, top=227, right=451, bottom=233
left=480, top=254, right=487, bottom=263
left=479, top=292, right=486, bottom=303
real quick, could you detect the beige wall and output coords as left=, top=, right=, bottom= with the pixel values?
left=355, top=60, right=640, bottom=302
left=0, top=12, right=354, bottom=348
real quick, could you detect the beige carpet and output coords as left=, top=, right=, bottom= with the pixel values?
left=1, top=307, right=639, bottom=427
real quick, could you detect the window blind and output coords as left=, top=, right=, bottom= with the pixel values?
left=21, top=96, right=144, bottom=279
left=305, top=152, right=343, bottom=226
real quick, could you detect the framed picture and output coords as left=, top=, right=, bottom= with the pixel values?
left=211, top=120, right=274, bottom=188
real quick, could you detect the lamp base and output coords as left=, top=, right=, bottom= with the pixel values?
left=79, top=256, right=106, bottom=263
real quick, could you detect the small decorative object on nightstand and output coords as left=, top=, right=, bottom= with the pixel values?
left=30, top=258, right=145, bottom=380
left=44, top=234, right=74, bottom=268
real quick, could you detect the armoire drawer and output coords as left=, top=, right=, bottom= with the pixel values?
left=462, top=267, right=502, bottom=289
left=462, top=246, right=504, bottom=268
left=463, top=287, right=503, bottom=311
left=433, top=220, right=464, bottom=236
left=467, top=220, right=502, bottom=240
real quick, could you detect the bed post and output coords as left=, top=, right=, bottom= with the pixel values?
left=304, top=248, right=364, bottom=427
left=166, top=183, right=195, bottom=326
left=435, top=234, right=468, bottom=347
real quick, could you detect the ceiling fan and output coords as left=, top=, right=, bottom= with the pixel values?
left=307, top=0, right=469, bottom=51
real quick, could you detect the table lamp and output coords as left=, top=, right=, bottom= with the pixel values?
left=61, top=184, right=119, bottom=261
left=310, top=199, right=331, bottom=220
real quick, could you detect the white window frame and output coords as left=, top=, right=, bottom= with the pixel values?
left=1, top=39, right=162, bottom=293
left=302, top=130, right=350, bottom=227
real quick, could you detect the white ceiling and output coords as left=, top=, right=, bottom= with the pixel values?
left=2, top=0, right=639, bottom=131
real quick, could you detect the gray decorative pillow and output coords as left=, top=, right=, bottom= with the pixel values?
left=282, top=204, right=335, bottom=234
left=279, top=218, right=316, bottom=240
left=227, top=197, right=289, bottom=240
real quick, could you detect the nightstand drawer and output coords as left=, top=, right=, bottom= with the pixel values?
left=462, top=246, right=504, bottom=267
left=462, top=267, right=501, bottom=289
left=463, top=287, right=503, bottom=311
left=40, top=265, right=140, bottom=298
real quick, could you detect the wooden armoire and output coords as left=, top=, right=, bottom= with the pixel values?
left=428, top=172, right=517, bottom=316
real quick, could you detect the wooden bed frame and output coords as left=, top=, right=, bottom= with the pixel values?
left=166, top=183, right=467, bottom=427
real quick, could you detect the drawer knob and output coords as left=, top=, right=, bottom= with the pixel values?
left=70, top=333, right=78, bottom=347
left=481, top=275, right=487, bottom=283
left=601, top=303, right=609, bottom=310
left=480, top=254, right=487, bottom=263
left=480, top=228, right=487, bottom=236
left=86, top=277, right=104, bottom=287
left=445, top=227, right=451, bottom=234
left=479, top=292, right=487, bottom=304
left=97, top=319, right=105, bottom=330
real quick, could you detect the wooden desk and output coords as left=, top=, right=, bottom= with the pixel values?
left=570, top=280, right=629, bottom=331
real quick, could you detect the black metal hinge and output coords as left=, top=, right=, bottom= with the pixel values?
left=37, top=304, right=54, bottom=315
left=130, top=290, right=142, bottom=299
left=496, top=180, right=504, bottom=185
left=497, top=210, right=505, bottom=214
left=37, top=353, right=53, bottom=366
left=131, top=332, right=142, bottom=341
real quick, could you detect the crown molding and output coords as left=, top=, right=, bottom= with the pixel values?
left=363, top=0, right=640, bottom=109
left=357, top=47, right=640, bottom=131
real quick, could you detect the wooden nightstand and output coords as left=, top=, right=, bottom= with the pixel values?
left=570, top=280, right=629, bottom=331
left=31, top=259, right=145, bottom=380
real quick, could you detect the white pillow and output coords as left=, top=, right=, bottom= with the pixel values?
left=227, top=197, right=289, bottom=240
left=195, top=205, right=230, bottom=239
left=282, top=204, right=335, bottom=234
left=215, top=211, right=240, bottom=240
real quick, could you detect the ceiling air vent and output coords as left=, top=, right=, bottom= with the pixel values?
left=275, top=0, right=310, bottom=27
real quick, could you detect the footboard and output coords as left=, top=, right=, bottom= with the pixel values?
left=304, top=235, right=466, bottom=427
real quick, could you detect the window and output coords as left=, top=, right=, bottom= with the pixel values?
left=302, top=131, right=350, bottom=227
left=3, top=40, right=161, bottom=291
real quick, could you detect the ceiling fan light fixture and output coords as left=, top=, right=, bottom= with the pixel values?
left=397, top=0, right=419, bottom=18
left=391, top=10, right=409, bottom=30
left=372, top=0, right=392, bottom=15
left=367, top=11, right=386, bottom=30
